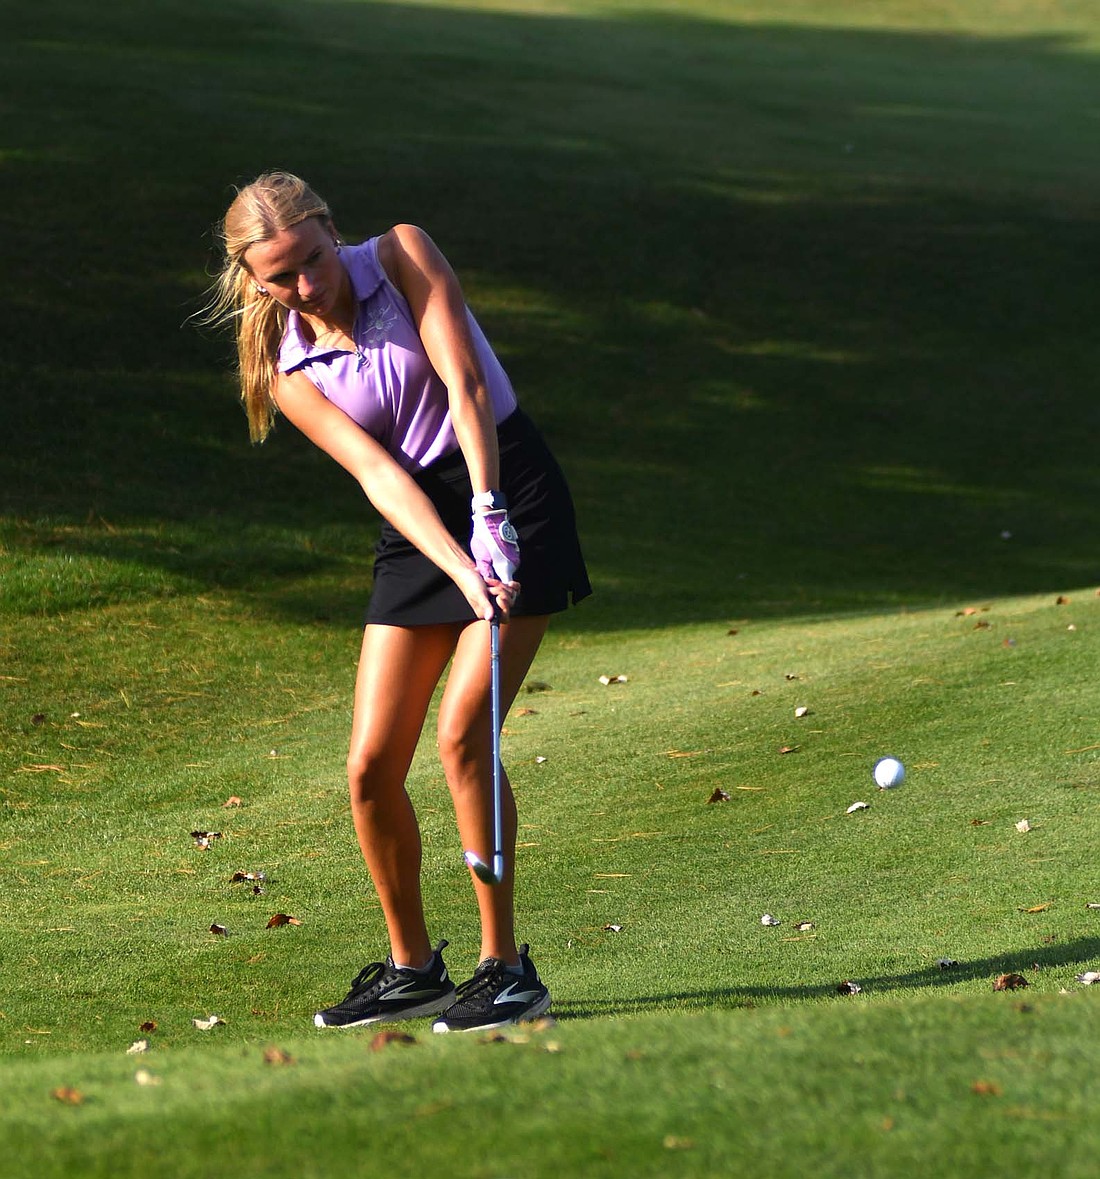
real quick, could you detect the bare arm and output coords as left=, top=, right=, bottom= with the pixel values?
left=273, top=370, right=504, bottom=620
left=379, top=225, right=500, bottom=497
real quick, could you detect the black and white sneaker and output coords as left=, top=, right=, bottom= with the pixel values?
left=313, top=940, right=456, bottom=1029
left=431, top=944, right=551, bottom=1034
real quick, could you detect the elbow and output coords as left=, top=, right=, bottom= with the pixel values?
left=358, top=463, right=406, bottom=517
left=450, top=376, right=493, bottom=415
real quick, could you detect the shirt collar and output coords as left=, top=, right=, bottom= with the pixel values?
left=278, top=241, right=385, bottom=373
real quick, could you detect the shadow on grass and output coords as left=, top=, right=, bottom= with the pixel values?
left=558, top=936, right=1100, bottom=1018
left=3, top=1, right=1100, bottom=630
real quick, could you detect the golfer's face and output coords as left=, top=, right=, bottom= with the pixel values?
left=245, top=218, right=347, bottom=318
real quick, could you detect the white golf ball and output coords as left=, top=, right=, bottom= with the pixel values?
left=873, top=757, right=905, bottom=789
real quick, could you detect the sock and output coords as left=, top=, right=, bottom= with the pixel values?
left=393, top=954, right=434, bottom=973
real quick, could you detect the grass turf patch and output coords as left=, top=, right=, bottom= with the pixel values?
left=4, top=0, right=1100, bottom=1173
left=4, top=592, right=1100, bottom=1040
left=4, top=996, right=1100, bottom=1178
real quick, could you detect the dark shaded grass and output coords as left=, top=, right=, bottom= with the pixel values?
left=3, top=0, right=1099, bottom=631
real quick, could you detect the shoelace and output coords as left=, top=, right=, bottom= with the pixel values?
left=345, top=960, right=394, bottom=998
left=452, top=958, right=514, bottom=1001
left=344, top=940, right=447, bottom=1000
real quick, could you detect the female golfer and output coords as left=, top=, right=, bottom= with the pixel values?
left=208, top=172, right=589, bottom=1032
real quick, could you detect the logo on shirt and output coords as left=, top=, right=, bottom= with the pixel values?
left=360, top=302, right=398, bottom=348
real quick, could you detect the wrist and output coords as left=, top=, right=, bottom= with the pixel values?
left=471, top=490, right=508, bottom=514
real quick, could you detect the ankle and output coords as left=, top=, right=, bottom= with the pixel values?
left=391, top=942, right=434, bottom=971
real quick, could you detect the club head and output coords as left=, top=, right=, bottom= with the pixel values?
left=464, top=849, right=504, bottom=886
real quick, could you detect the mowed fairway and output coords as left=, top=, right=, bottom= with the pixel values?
left=2, top=1, right=1100, bottom=1175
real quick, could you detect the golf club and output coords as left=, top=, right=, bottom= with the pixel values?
left=463, top=611, right=505, bottom=885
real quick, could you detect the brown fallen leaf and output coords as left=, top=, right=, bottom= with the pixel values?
left=837, top=980, right=862, bottom=995
left=222, top=796, right=243, bottom=808
left=230, top=871, right=265, bottom=883
left=31, top=713, right=46, bottom=725
left=51, top=1086, right=85, bottom=1105
left=514, top=707, right=537, bottom=717
left=993, top=973, right=1029, bottom=991
left=707, top=788, right=731, bottom=803
left=139, top=1021, right=158, bottom=1034
left=970, top=818, right=990, bottom=826
left=191, top=831, right=222, bottom=849
left=974, top=620, right=992, bottom=630
left=266, top=913, right=301, bottom=928
left=778, top=745, right=799, bottom=755
left=1019, top=903, right=1051, bottom=913
left=209, top=923, right=230, bottom=937
left=263, top=1046, right=295, bottom=1066
left=1056, top=595, right=1070, bottom=605
left=972, top=1080, right=1003, bottom=1097
left=370, top=1030, right=417, bottom=1051
left=524, top=681, right=552, bottom=694
left=663, top=1137, right=694, bottom=1151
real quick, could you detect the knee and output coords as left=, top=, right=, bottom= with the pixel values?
left=346, top=743, right=401, bottom=808
left=437, top=712, right=489, bottom=784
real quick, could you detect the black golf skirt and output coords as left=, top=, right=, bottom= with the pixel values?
left=366, top=408, right=591, bottom=626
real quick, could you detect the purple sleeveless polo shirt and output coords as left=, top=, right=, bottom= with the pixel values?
left=277, top=237, right=518, bottom=472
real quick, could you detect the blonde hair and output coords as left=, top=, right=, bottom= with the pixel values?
left=203, top=172, right=333, bottom=442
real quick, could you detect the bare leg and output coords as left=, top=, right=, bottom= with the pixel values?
left=347, top=622, right=459, bottom=968
left=436, top=615, right=550, bottom=964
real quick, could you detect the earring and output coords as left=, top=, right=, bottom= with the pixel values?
left=254, top=285, right=269, bottom=296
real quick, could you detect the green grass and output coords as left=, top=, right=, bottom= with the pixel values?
left=8, top=998, right=1100, bottom=1178
left=3, top=0, right=1100, bottom=1174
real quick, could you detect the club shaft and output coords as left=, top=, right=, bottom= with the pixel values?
left=489, top=615, right=504, bottom=873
